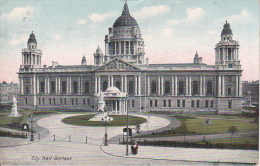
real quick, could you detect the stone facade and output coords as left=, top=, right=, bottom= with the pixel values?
left=17, top=2, right=243, bottom=112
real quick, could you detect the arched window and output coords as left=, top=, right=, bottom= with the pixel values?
left=165, top=81, right=170, bottom=94
left=193, top=81, right=199, bottom=95
left=129, top=81, right=134, bottom=94
left=84, top=81, right=89, bottom=93
left=178, top=81, right=184, bottom=94
left=62, top=81, right=66, bottom=93
left=207, top=81, right=213, bottom=94
left=103, top=81, right=108, bottom=91
left=151, top=81, right=156, bottom=94
left=116, top=81, right=121, bottom=90
left=73, top=81, right=78, bottom=93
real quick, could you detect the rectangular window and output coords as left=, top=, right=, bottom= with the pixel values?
left=42, top=98, right=45, bottom=105
left=76, top=98, right=78, bottom=105
left=60, top=98, right=62, bottom=104
left=126, top=41, right=129, bottom=54
left=83, top=99, right=86, bottom=105
left=64, top=98, right=66, bottom=105
left=72, top=98, right=74, bottom=105
left=155, top=100, right=157, bottom=107
left=168, top=100, right=171, bottom=107
left=25, top=98, right=27, bottom=105
left=130, top=42, right=134, bottom=54
left=191, top=100, right=194, bottom=108
left=210, top=100, right=214, bottom=108
left=40, top=82, right=45, bottom=93
left=150, top=100, right=153, bottom=107
left=177, top=100, right=180, bottom=107
left=49, top=98, right=51, bottom=105
left=39, top=98, right=41, bottom=105
left=87, top=99, right=90, bottom=105
left=205, top=100, right=209, bottom=108
left=182, top=100, right=185, bottom=108
left=196, top=100, right=200, bottom=108
left=50, top=81, right=55, bottom=93
left=121, top=41, right=124, bottom=54
left=132, top=100, right=135, bottom=107
left=53, top=98, right=55, bottom=105
left=228, top=101, right=232, bottom=108
left=163, top=100, right=166, bottom=107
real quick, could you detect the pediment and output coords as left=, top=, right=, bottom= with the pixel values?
left=95, top=59, right=140, bottom=71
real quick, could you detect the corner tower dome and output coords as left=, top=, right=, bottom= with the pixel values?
left=221, top=20, right=232, bottom=35
left=28, top=31, right=37, bottom=43
left=113, top=2, right=138, bottom=28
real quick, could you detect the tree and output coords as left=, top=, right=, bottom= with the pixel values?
left=179, top=118, right=188, bottom=141
left=228, top=126, right=238, bottom=143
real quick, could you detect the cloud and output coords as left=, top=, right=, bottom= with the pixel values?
left=161, top=28, right=174, bottom=37
left=53, top=35, right=61, bottom=39
left=226, top=9, right=251, bottom=23
left=168, top=19, right=181, bottom=26
left=89, top=12, right=117, bottom=23
left=132, top=5, right=171, bottom=19
left=1, top=6, right=34, bottom=20
left=167, top=7, right=205, bottom=26
left=77, top=19, right=87, bottom=25
left=9, top=35, right=27, bottom=46
left=185, top=7, right=205, bottom=22
left=207, top=30, right=216, bottom=35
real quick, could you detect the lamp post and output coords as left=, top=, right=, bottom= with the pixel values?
left=28, top=114, right=36, bottom=141
left=126, top=94, right=129, bottom=156
left=101, top=116, right=111, bottom=146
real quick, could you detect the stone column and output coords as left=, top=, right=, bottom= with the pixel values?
left=186, top=76, right=188, bottom=96
left=20, top=77, right=24, bottom=95
left=135, top=76, right=138, bottom=95
left=119, top=42, right=121, bottom=55
left=189, top=76, right=192, bottom=96
left=115, top=100, right=118, bottom=113
left=200, top=76, right=203, bottom=96
left=175, top=76, right=178, bottom=95
left=47, top=77, right=50, bottom=94
left=98, top=76, right=101, bottom=93
left=147, top=76, right=150, bottom=95
left=161, top=76, right=164, bottom=95
left=67, top=77, right=69, bottom=94
left=124, top=76, right=127, bottom=93
left=158, top=76, right=160, bottom=95
left=69, top=77, right=72, bottom=94
left=55, top=77, right=58, bottom=94
left=36, top=77, right=39, bottom=94
left=78, top=77, right=81, bottom=94
left=171, top=76, right=174, bottom=95
left=235, top=76, right=238, bottom=96
left=218, top=76, right=221, bottom=96
left=222, top=76, right=225, bottom=96
left=239, top=76, right=242, bottom=97
left=95, top=76, right=97, bottom=94
left=119, top=100, right=122, bottom=114
left=22, top=55, right=24, bottom=65
left=138, top=75, right=141, bottom=95
left=33, top=74, right=36, bottom=106
left=121, top=76, right=124, bottom=92
left=203, top=76, right=206, bottom=95
left=124, top=41, right=126, bottom=55
left=108, top=76, right=110, bottom=88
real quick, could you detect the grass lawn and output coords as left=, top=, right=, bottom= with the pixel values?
left=205, top=135, right=259, bottom=145
left=185, top=118, right=258, bottom=134
left=62, top=114, right=147, bottom=126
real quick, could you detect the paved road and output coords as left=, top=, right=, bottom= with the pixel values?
left=0, top=113, right=258, bottom=165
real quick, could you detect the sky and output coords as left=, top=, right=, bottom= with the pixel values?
left=0, top=0, right=259, bottom=83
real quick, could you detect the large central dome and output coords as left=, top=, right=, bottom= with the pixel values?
left=113, top=2, right=138, bottom=28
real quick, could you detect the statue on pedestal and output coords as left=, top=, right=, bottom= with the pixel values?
left=8, top=96, right=21, bottom=117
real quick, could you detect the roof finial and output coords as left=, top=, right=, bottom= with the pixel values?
left=32, top=30, right=33, bottom=33
left=226, top=20, right=227, bottom=23
left=125, top=0, right=127, bottom=5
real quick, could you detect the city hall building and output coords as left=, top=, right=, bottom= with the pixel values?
left=18, top=2, right=243, bottom=113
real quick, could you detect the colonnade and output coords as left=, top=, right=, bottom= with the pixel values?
left=19, top=75, right=243, bottom=97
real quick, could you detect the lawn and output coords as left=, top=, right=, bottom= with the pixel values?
left=185, top=118, right=258, bottom=134
left=62, top=114, right=147, bottom=126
